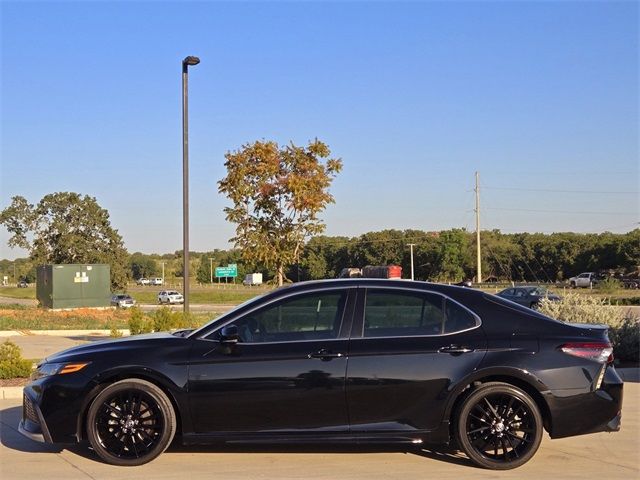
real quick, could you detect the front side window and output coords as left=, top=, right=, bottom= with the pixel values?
left=364, top=289, right=478, bottom=337
left=218, top=291, right=347, bottom=343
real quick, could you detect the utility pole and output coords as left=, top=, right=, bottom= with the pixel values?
left=209, top=258, right=214, bottom=284
left=161, top=262, right=165, bottom=285
left=475, top=171, right=482, bottom=284
left=407, top=243, right=416, bottom=281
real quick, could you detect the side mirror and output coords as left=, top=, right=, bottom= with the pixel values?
left=220, top=325, right=239, bottom=344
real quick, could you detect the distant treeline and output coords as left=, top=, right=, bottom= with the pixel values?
left=295, top=229, right=640, bottom=283
left=2, top=229, right=638, bottom=285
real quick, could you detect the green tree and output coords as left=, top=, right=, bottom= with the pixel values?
left=434, top=229, right=470, bottom=282
left=219, top=139, right=342, bottom=286
left=129, top=252, right=158, bottom=279
left=0, top=193, right=129, bottom=290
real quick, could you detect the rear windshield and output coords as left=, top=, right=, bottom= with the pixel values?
left=483, top=293, right=563, bottom=323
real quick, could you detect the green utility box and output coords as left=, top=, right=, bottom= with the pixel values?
left=36, top=264, right=111, bottom=309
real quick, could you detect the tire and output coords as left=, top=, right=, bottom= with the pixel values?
left=86, top=379, right=176, bottom=466
left=570, top=281, right=576, bottom=289
left=455, top=382, right=543, bottom=470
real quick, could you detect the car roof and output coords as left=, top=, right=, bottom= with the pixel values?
left=263, top=278, right=482, bottom=298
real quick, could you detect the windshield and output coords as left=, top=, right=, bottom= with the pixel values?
left=188, top=290, right=271, bottom=338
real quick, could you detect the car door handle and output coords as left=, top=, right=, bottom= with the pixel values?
left=308, top=349, right=344, bottom=360
left=438, top=345, right=474, bottom=354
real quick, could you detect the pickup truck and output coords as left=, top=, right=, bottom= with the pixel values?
left=568, top=272, right=601, bottom=288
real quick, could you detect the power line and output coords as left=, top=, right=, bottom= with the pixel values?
left=483, top=186, right=638, bottom=195
left=485, top=207, right=633, bottom=216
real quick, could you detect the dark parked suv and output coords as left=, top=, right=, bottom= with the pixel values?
left=20, top=279, right=622, bottom=469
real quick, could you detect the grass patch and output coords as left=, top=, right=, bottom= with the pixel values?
left=0, top=307, right=131, bottom=330
left=0, top=305, right=216, bottom=331
left=0, top=287, right=36, bottom=300
left=1, top=284, right=267, bottom=305
left=127, top=287, right=266, bottom=305
left=0, top=303, right=29, bottom=310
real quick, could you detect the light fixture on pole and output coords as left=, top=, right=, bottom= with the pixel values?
left=182, top=55, right=200, bottom=313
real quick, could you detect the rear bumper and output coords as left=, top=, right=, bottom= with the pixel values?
left=545, top=365, right=623, bottom=439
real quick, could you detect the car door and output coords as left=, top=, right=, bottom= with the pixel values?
left=346, top=287, right=487, bottom=433
left=188, top=288, right=355, bottom=435
left=499, top=288, right=515, bottom=301
left=512, top=288, right=528, bottom=306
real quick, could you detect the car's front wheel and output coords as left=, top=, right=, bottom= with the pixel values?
left=455, top=382, right=543, bottom=470
left=86, top=379, right=176, bottom=466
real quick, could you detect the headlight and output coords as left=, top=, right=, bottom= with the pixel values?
left=30, top=362, right=90, bottom=381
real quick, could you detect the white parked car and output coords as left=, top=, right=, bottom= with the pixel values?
left=157, top=290, right=184, bottom=305
left=137, top=278, right=150, bottom=286
left=149, top=277, right=163, bottom=286
left=568, top=272, right=602, bottom=288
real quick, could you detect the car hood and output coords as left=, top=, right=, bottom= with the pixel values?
left=43, top=332, right=180, bottom=363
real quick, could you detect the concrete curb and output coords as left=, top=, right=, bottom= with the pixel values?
left=0, top=386, right=24, bottom=400
left=0, top=329, right=130, bottom=337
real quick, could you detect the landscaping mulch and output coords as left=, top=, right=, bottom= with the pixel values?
left=0, top=377, right=29, bottom=387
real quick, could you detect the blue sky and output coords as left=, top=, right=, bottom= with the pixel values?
left=1, top=1, right=638, bottom=259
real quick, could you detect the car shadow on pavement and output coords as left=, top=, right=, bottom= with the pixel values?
left=66, top=335, right=115, bottom=342
left=167, top=441, right=476, bottom=468
left=0, top=405, right=99, bottom=461
left=0, top=406, right=62, bottom=454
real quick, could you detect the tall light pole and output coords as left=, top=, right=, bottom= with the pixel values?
left=160, top=262, right=166, bottom=285
left=407, top=244, right=416, bottom=281
left=209, top=258, right=214, bottom=284
left=475, top=171, right=482, bottom=284
left=182, top=55, right=200, bottom=313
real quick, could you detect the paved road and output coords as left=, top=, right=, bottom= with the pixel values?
left=0, top=296, right=37, bottom=306
left=1, top=382, right=638, bottom=479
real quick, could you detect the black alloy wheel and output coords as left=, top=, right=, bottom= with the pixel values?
left=86, top=379, right=176, bottom=466
left=456, top=382, right=543, bottom=470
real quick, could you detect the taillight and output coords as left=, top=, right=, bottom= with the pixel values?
left=558, top=342, right=613, bottom=363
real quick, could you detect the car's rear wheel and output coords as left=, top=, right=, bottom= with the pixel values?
left=86, top=379, right=176, bottom=466
left=455, top=382, right=543, bottom=470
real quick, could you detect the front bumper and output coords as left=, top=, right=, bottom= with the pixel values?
left=19, top=391, right=52, bottom=443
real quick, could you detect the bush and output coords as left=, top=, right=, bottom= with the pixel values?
left=128, top=306, right=152, bottom=335
left=151, top=307, right=196, bottom=332
left=110, top=324, right=123, bottom=338
left=609, top=317, right=640, bottom=363
left=597, top=277, right=621, bottom=294
left=0, top=340, right=33, bottom=379
left=537, top=293, right=624, bottom=328
left=538, top=293, right=639, bottom=363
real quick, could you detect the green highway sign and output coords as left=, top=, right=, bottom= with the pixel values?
left=215, top=264, right=238, bottom=278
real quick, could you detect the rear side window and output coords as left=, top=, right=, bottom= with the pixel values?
left=364, top=289, right=478, bottom=337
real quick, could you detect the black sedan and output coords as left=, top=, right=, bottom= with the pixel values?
left=496, top=286, right=561, bottom=309
left=20, top=279, right=622, bottom=470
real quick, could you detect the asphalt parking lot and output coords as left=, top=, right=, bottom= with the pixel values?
left=1, top=380, right=638, bottom=480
